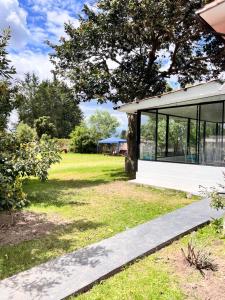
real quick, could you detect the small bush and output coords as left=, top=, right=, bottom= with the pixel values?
left=34, top=116, right=56, bottom=139
left=70, top=124, right=97, bottom=153
left=16, top=122, right=37, bottom=143
left=0, top=131, right=61, bottom=211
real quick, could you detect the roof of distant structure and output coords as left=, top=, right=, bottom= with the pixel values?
left=98, top=137, right=127, bottom=144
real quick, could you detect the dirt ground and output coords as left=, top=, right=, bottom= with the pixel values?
left=0, top=211, right=69, bottom=246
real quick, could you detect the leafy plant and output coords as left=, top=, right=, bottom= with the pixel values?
left=34, top=116, right=57, bottom=139
left=201, top=185, right=225, bottom=236
left=70, top=124, right=97, bottom=153
left=16, top=122, right=37, bottom=143
left=0, top=132, right=61, bottom=211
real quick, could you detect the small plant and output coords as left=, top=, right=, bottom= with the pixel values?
left=201, top=184, right=225, bottom=236
left=181, top=240, right=218, bottom=276
left=212, top=218, right=224, bottom=234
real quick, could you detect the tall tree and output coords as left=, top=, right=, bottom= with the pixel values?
left=89, top=110, right=120, bottom=140
left=0, top=28, right=17, bottom=130
left=18, top=74, right=83, bottom=138
left=50, top=0, right=225, bottom=175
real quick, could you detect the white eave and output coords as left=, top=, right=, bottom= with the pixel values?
left=117, top=80, right=225, bottom=114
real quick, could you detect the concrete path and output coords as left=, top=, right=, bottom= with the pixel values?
left=0, top=199, right=224, bottom=300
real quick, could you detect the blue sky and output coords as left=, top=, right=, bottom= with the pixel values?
left=0, top=0, right=128, bottom=131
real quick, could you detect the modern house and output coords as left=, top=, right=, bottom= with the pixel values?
left=118, top=80, right=225, bottom=194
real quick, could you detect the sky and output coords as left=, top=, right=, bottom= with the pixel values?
left=0, top=0, right=128, bottom=131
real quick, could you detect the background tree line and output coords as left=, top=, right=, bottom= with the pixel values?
left=17, top=73, right=83, bottom=138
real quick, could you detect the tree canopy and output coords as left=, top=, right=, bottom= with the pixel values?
left=50, top=0, right=225, bottom=174
left=50, top=0, right=225, bottom=105
left=88, top=110, right=120, bottom=140
left=18, top=73, right=83, bottom=138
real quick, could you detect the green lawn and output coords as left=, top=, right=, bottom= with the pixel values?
left=74, top=223, right=225, bottom=300
left=0, top=153, right=196, bottom=282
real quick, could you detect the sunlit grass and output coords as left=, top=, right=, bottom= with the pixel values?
left=0, top=153, right=196, bottom=280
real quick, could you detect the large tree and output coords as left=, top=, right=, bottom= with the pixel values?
left=0, top=28, right=17, bottom=130
left=89, top=110, right=120, bottom=140
left=18, top=73, right=83, bottom=138
left=50, top=0, right=225, bottom=176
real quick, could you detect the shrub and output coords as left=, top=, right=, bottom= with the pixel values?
left=0, top=131, right=61, bottom=211
left=34, top=116, right=56, bottom=139
left=70, top=124, right=97, bottom=153
left=16, top=122, right=37, bottom=143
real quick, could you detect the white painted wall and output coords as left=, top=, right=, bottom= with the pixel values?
left=133, top=160, right=225, bottom=195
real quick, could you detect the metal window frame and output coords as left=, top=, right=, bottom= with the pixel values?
left=138, top=99, right=225, bottom=167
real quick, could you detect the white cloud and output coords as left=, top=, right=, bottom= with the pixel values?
left=46, top=10, right=80, bottom=40
left=0, top=0, right=30, bottom=49
left=9, top=50, right=53, bottom=81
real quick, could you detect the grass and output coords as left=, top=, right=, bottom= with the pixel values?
left=0, top=153, right=197, bottom=281
left=74, top=221, right=225, bottom=300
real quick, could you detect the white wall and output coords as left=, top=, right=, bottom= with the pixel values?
left=134, top=160, right=225, bottom=195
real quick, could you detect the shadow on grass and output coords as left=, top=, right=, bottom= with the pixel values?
left=23, top=169, right=128, bottom=208
left=0, top=218, right=105, bottom=280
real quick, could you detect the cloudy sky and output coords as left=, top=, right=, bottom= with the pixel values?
left=0, top=0, right=128, bottom=131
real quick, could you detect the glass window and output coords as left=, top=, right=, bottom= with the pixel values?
left=199, top=102, right=223, bottom=166
left=157, top=114, right=167, bottom=159
left=139, top=101, right=225, bottom=166
left=140, top=112, right=156, bottom=160
left=166, top=116, right=188, bottom=163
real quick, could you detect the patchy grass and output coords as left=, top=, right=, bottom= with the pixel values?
left=0, top=153, right=196, bottom=280
left=74, top=222, right=225, bottom=300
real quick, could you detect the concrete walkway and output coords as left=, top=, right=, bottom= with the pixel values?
left=0, top=199, right=224, bottom=300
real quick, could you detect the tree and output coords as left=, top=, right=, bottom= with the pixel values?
left=50, top=0, right=225, bottom=176
left=89, top=110, right=120, bottom=140
left=0, top=29, right=17, bottom=130
left=18, top=74, right=83, bottom=138
left=0, top=28, right=15, bottom=79
left=70, top=123, right=97, bottom=153
left=120, top=130, right=127, bottom=139
left=34, top=116, right=56, bottom=139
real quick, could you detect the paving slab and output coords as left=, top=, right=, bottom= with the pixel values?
left=0, top=199, right=224, bottom=300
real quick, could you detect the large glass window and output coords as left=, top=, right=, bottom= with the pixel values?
left=140, top=112, right=156, bottom=160
left=199, top=102, right=223, bottom=166
left=139, top=101, right=225, bottom=166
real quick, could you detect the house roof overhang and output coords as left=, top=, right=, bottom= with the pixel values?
left=196, top=0, right=225, bottom=41
left=116, top=80, right=225, bottom=114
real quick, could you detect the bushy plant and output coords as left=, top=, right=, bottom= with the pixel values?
left=70, top=124, right=97, bottom=153
left=201, top=185, right=225, bottom=235
left=0, top=132, right=61, bottom=211
left=34, top=116, right=56, bottom=139
left=16, top=122, right=37, bottom=143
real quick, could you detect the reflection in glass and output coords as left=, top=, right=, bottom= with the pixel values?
left=139, top=101, right=225, bottom=166
left=199, top=103, right=223, bottom=166
left=140, top=112, right=156, bottom=160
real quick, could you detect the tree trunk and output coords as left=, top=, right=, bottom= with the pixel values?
left=125, top=113, right=138, bottom=178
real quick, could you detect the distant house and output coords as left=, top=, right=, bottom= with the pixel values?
left=118, top=80, right=225, bottom=194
